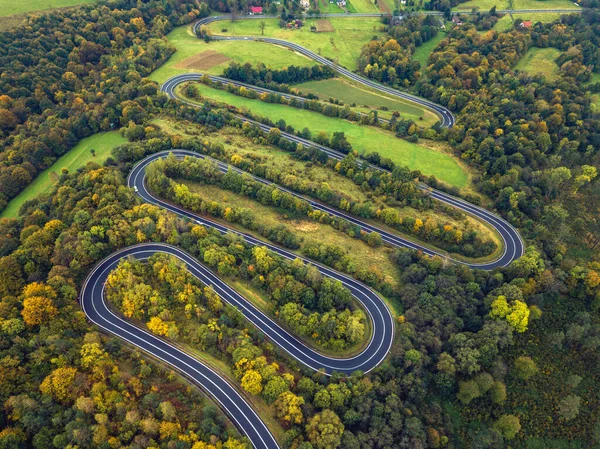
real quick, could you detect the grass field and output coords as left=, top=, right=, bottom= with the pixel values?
left=155, top=117, right=488, bottom=221
left=207, top=18, right=385, bottom=71
left=412, top=32, right=446, bottom=68
left=0, top=0, right=95, bottom=30
left=1, top=131, right=127, bottom=218
left=294, top=78, right=438, bottom=125
left=150, top=26, right=315, bottom=84
left=515, top=47, right=561, bottom=80
left=0, top=0, right=94, bottom=16
left=587, top=73, right=600, bottom=110
left=493, top=12, right=567, bottom=31
left=179, top=83, right=469, bottom=187
left=453, top=0, right=579, bottom=10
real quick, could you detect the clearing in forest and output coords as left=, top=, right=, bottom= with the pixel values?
left=0, top=131, right=127, bottom=218
left=174, top=50, right=231, bottom=70
left=515, top=47, right=561, bottom=80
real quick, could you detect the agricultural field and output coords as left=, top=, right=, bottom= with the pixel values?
left=177, top=83, right=470, bottom=187
left=515, top=47, right=561, bottom=81
left=294, top=78, right=438, bottom=125
left=346, top=0, right=380, bottom=12
left=452, top=0, right=580, bottom=10
left=0, top=131, right=127, bottom=218
left=206, top=17, right=386, bottom=70
left=150, top=25, right=315, bottom=84
left=315, top=0, right=347, bottom=13
left=377, top=0, right=395, bottom=13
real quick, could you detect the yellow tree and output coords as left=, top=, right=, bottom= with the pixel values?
left=40, top=367, right=78, bottom=403
left=204, top=286, right=223, bottom=313
left=147, top=316, right=169, bottom=336
left=489, top=295, right=530, bottom=332
left=274, top=391, right=305, bottom=425
left=21, top=282, right=58, bottom=326
left=241, top=370, right=263, bottom=395
left=306, top=409, right=344, bottom=449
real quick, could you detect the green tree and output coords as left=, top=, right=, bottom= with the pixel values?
left=493, top=415, right=521, bottom=440
left=558, top=395, right=581, bottom=421
left=306, top=409, right=344, bottom=449
left=263, top=376, right=289, bottom=404
left=457, top=380, right=481, bottom=405
left=490, top=381, right=507, bottom=404
left=366, top=232, right=383, bottom=247
left=513, top=356, right=538, bottom=380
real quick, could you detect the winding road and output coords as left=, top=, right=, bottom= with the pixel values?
left=79, top=14, right=530, bottom=449
left=161, top=77, right=524, bottom=269
left=81, top=149, right=397, bottom=449
left=194, top=15, right=456, bottom=127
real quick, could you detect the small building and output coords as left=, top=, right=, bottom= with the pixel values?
left=300, top=0, right=310, bottom=9
left=451, top=15, right=463, bottom=26
left=337, top=0, right=346, bottom=6
left=249, top=6, right=263, bottom=14
left=520, top=20, right=532, bottom=28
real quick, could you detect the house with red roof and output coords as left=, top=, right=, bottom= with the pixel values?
left=249, top=6, right=263, bottom=14
left=520, top=20, right=532, bottom=28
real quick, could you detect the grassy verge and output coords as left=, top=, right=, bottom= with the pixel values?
left=176, top=83, right=470, bottom=187
left=294, top=78, right=438, bottom=125
left=206, top=17, right=385, bottom=71
left=1, top=131, right=127, bottom=218
left=150, top=25, right=315, bottom=84
left=515, top=47, right=561, bottom=80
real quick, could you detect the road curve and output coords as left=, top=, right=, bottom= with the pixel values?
left=80, top=151, right=399, bottom=449
left=193, top=15, right=456, bottom=128
left=81, top=243, right=280, bottom=449
left=161, top=76, right=524, bottom=269
left=128, top=150, right=395, bottom=375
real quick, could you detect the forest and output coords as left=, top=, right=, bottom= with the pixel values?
left=0, top=1, right=599, bottom=449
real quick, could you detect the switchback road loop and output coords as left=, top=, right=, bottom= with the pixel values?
left=79, top=16, right=530, bottom=447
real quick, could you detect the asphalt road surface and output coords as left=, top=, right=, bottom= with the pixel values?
left=127, top=150, right=395, bottom=376
left=79, top=14, right=534, bottom=447
left=80, top=153, right=398, bottom=448
left=160, top=79, right=524, bottom=269
left=194, top=15, right=456, bottom=128
left=81, top=244, right=280, bottom=449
